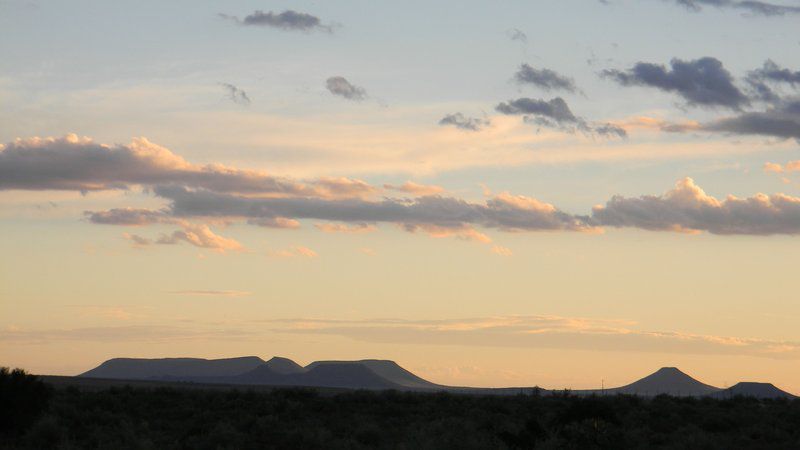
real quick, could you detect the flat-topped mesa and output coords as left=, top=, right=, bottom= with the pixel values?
left=307, top=360, right=443, bottom=390
left=713, top=382, right=797, bottom=399
left=79, top=356, right=266, bottom=380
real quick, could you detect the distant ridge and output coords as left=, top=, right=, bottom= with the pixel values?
left=79, top=356, right=265, bottom=380
left=712, top=382, right=796, bottom=399
left=79, top=358, right=795, bottom=397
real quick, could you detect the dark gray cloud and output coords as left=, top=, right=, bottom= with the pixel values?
left=593, top=123, right=629, bottom=138
left=86, top=208, right=165, bottom=226
left=438, top=113, right=490, bottom=131
left=152, top=185, right=595, bottom=233
left=669, top=0, right=800, bottom=16
left=325, top=76, right=367, bottom=101
left=505, top=28, right=528, bottom=43
left=0, top=135, right=373, bottom=198
left=496, top=97, right=626, bottom=137
left=496, top=97, right=580, bottom=124
left=220, top=83, right=250, bottom=105
left=664, top=99, right=800, bottom=140
left=602, top=57, right=749, bottom=110
left=223, top=10, right=332, bottom=32
left=514, top=64, right=579, bottom=93
left=704, top=101, right=800, bottom=140
left=750, top=60, right=800, bottom=86
left=593, top=177, right=800, bottom=235
left=746, top=60, right=800, bottom=102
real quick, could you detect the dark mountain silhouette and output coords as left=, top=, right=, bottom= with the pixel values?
left=576, top=367, right=722, bottom=397
left=79, top=356, right=265, bottom=380
left=177, top=360, right=406, bottom=390
left=307, top=360, right=443, bottom=389
left=263, top=356, right=306, bottom=375
left=79, top=358, right=794, bottom=397
left=712, top=382, right=797, bottom=399
left=608, top=367, right=721, bottom=397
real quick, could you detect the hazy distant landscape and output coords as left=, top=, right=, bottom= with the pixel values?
left=74, top=356, right=798, bottom=399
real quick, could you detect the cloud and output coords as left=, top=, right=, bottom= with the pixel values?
left=315, top=222, right=376, bottom=234
left=745, top=60, right=800, bottom=103
left=220, top=83, right=250, bottom=105
left=87, top=208, right=165, bottom=226
left=401, top=223, right=493, bottom=243
left=764, top=160, right=800, bottom=174
left=496, top=97, right=579, bottom=124
left=749, top=60, right=800, bottom=87
left=602, top=57, right=749, bottom=110
left=702, top=101, right=800, bottom=139
left=667, top=0, right=800, bottom=16
left=326, top=76, right=367, bottom=101
left=11, top=135, right=800, bottom=240
left=247, top=217, right=301, bottom=229
left=0, top=325, right=254, bottom=344
left=661, top=99, right=800, bottom=140
left=438, top=113, right=490, bottom=131
left=593, top=177, right=800, bottom=235
left=266, top=315, right=800, bottom=360
left=168, top=290, right=251, bottom=297
left=593, top=123, right=629, bottom=138
left=0, top=134, right=373, bottom=198
left=383, top=181, right=445, bottom=196
left=153, top=185, right=597, bottom=233
left=491, top=245, right=513, bottom=256
left=506, top=28, right=527, bottom=43
left=155, top=222, right=243, bottom=252
left=496, top=97, right=626, bottom=137
left=268, top=246, right=318, bottom=258
left=222, top=10, right=332, bottom=32
left=514, top=64, right=579, bottom=93
left=122, top=232, right=153, bottom=248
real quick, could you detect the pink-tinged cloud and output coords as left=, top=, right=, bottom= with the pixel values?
left=315, top=222, right=377, bottom=233
left=168, top=290, right=251, bottom=297
left=764, top=160, right=800, bottom=174
left=401, top=223, right=493, bottom=243
left=265, top=315, right=800, bottom=360
left=268, top=246, right=318, bottom=258
left=384, top=181, right=445, bottom=196
left=157, top=223, right=243, bottom=252
left=594, top=177, right=800, bottom=235
left=0, top=134, right=373, bottom=199
left=491, top=245, right=513, bottom=256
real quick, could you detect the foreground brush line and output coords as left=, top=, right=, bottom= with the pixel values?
left=2, top=369, right=800, bottom=449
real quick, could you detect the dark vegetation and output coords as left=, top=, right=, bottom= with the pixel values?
left=2, top=368, right=800, bottom=449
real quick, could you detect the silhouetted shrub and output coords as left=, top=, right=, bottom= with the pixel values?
left=0, top=368, right=52, bottom=438
left=3, top=379, right=800, bottom=449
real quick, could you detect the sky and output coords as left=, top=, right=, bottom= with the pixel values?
left=2, top=0, right=800, bottom=392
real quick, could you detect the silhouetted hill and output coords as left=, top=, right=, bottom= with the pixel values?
left=712, top=382, right=797, bottom=399
left=308, top=360, right=443, bottom=389
left=79, top=357, right=265, bottom=380
left=577, top=367, right=722, bottom=397
left=264, top=356, right=306, bottom=375
left=218, top=361, right=404, bottom=389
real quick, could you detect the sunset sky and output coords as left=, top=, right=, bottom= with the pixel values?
left=2, top=0, right=800, bottom=392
